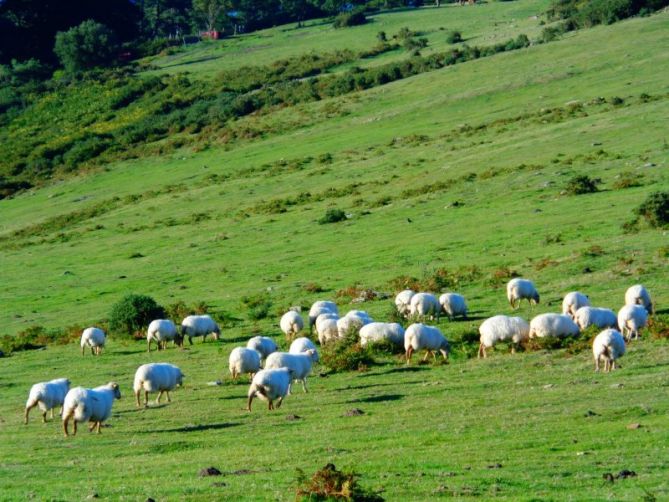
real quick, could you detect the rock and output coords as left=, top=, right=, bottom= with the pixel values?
left=285, top=414, right=301, bottom=421
left=626, top=423, right=641, bottom=430
left=206, top=380, right=222, bottom=386
left=487, top=463, right=503, bottom=469
left=199, top=467, right=222, bottom=477
left=543, top=384, right=555, bottom=389
left=146, top=498, right=156, bottom=502
left=576, top=451, right=588, bottom=456
left=86, top=494, right=99, bottom=500
left=344, top=408, right=364, bottom=417
left=610, top=383, right=624, bottom=389
left=616, top=469, right=636, bottom=479
left=584, top=410, right=599, bottom=417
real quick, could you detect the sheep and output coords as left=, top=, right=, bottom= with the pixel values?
left=62, top=382, right=121, bottom=436
left=317, top=318, right=339, bottom=345
left=315, top=312, right=339, bottom=333
left=289, top=337, right=320, bottom=362
left=625, top=284, right=654, bottom=314
left=308, top=301, right=339, bottom=331
left=409, top=293, right=441, bottom=321
left=529, top=313, right=580, bottom=339
left=337, top=310, right=372, bottom=338
left=181, top=315, right=220, bottom=344
left=229, top=347, right=262, bottom=379
left=359, top=322, right=405, bottom=348
left=574, top=307, right=617, bottom=331
left=24, top=378, right=71, bottom=424
left=562, top=291, right=590, bottom=318
left=133, top=363, right=184, bottom=407
left=404, top=323, right=449, bottom=363
left=146, top=319, right=181, bottom=352
left=395, top=289, right=415, bottom=317
left=439, top=293, right=468, bottom=320
left=478, top=315, right=530, bottom=358
left=280, top=310, right=304, bottom=340
left=246, top=368, right=293, bottom=411
left=506, top=278, right=540, bottom=309
left=246, top=336, right=278, bottom=362
left=80, top=327, right=105, bottom=356
left=617, top=305, right=648, bottom=341
left=264, top=351, right=315, bottom=393
left=592, top=329, right=626, bottom=372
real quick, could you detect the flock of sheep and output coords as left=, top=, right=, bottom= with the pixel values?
left=23, top=280, right=654, bottom=436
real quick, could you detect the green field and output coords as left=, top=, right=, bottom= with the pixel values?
left=1, top=2, right=668, bottom=500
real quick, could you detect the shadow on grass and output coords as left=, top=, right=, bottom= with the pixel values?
left=349, top=393, right=404, bottom=403
left=149, top=422, right=242, bottom=433
left=335, top=382, right=396, bottom=391
left=115, top=403, right=169, bottom=415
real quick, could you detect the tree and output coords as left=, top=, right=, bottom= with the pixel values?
left=109, top=294, right=166, bottom=335
left=54, top=20, right=119, bottom=72
left=193, top=0, right=229, bottom=32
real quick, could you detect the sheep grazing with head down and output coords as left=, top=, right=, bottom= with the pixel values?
left=280, top=310, right=304, bottom=340
left=265, top=351, right=315, bottom=393
left=147, top=319, right=181, bottom=352
left=404, top=323, right=449, bottom=364
left=289, top=337, right=320, bottom=362
left=24, top=378, right=71, bottom=424
left=529, top=313, right=580, bottom=339
left=229, top=347, right=262, bottom=380
left=439, top=293, right=468, bottom=320
left=562, top=292, right=590, bottom=319
left=625, top=284, right=654, bottom=314
left=592, top=329, right=626, bottom=372
left=359, top=322, right=405, bottom=348
left=80, top=327, right=106, bottom=356
left=574, top=307, right=617, bottom=331
left=409, top=293, right=441, bottom=321
left=478, top=315, right=529, bottom=358
left=62, top=382, right=121, bottom=436
left=337, top=310, right=372, bottom=338
left=247, top=368, right=293, bottom=411
left=395, top=289, right=415, bottom=317
left=133, top=363, right=184, bottom=407
left=317, top=317, right=339, bottom=345
left=246, top=336, right=278, bottom=363
left=617, top=305, right=648, bottom=341
left=181, top=315, right=220, bottom=344
left=308, top=301, right=339, bottom=331
left=506, top=278, right=540, bottom=309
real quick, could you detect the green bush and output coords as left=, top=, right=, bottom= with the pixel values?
left=54, top=20, right=119, bottom=73
left=333, top=11, right=367, bottom=29
left=109, top=294, right=165, bottom=335
left=318, top=208, right=347, bottom=224
left=446, top=30, right=462, bottom=44
left=321, top=330, right=375, bottom=372
left=565, top=175, right=601, bottom=195
left=635, top=191, right=669, bottom=228
left=296, top=463, right=383, bottom=501
left=241, top=293, right=272, bottom=320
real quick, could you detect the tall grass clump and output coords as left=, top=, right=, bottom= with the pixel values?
left=321, top=330, right=374, bottom=373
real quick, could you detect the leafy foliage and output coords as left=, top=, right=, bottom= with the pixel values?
left=54, top=20, right=120, bottom=72
left=635, top=191, right=669, bottom=228
left=565, top=174, right=601, bottom=195
left=321, top=330, right=375, bottom=373
left=109, top=294, right=165, bottom=335
left=333, top=10, right=368, bottom=28
left=296, top=463, right=384, bottom=501
left=318, top=208, right=347, bottom=224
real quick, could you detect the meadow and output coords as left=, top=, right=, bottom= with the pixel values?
left=0, top=2, right=668, bottom=500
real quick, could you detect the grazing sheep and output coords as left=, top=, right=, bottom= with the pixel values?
left=574, top=307, right=617, bottom=331
left=617, top=305, right=648, bottom=341
left=181, top=315, right=220, bottom=344
left=592, top=329, right=626, bottom=372
left=229, top=347, right=262, bottom=380
left=562, top=292, right=590, bottom=318
left=337, top=310, right=372, bottom=338
left=409, top=293, right=441, bottom=321
left=147, top=319, right=181, bottom=352
left=317, top=318, right=339, bottom=345
left=625, top=284, right=654, bottom=314
left=404, top=323, right=449, bottom=363
left=315, top=312, right=339, bottom=332
left=246, top=368, right=293, bottom=411
left=246, top=336, right=278, bottom=362
left=24, top=378, right=70, bottom=424
left=359, top=322, right=405, bottom=348
left=506, top=278, right=540, bottom=309
left=280, top=310, right=304, bottom=340
left=395, top=289, right=415, bottom=317
left=133, top=363, right=184, bottom=407
left=439, top=293, right=468, bottom=320
left=529, top=313, right=580, bottom=338
left=308, top=301, right=339, bottom=331
left=478, top=315, right=530, bottom=358
left=62, top=382, right=121, bottom=436
left=289, top=337, right=320, bottom=362
left=264, top=351, right=315, bottom=393
left=80, top=327, right=105, bottom=356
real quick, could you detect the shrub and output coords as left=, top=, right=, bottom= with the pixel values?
left=318, top=208, right=347, bottom=224
left=109, top=294, right=165, bottom=335
left=488, top=266, right=519, bottom=286
left=333, top=11, right=367, bottom=28
left=613, top=171, right=642, bottom=190
left=54, top=20, right=120, bottom=73
left=304, top=282, right=325, bottom=293
left=295, top=463, right=384, bottom=501
left=321, top=330, right=374, bottom=373
left=648, top=315, right=669, bottom=340
left=446, top=30, right=462, bottom=44
left=403, top=37, right=428, bottom=52
left=635, top=191, right=669, bottom=227
left=241, top=293, right=272, bottom=320
left=565, top=175, right=601, bottom=195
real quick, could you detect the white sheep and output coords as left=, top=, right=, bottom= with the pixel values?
left=289, top=337, right=320, bottom=362
left=395, top=289, right=415, bottom=317
left=308, top=301, right=339, bottom=331
left=439, top=293, right=468, bottom=320
left=246, top=368, right=293, bottom=411
left=133, top=363, right=184, bottom=407
left=280, top=310, right=304, bottom=340
left=246, top=336, right=278, bottom=362
left=264, top=351, right=315, bottom=393
left=506, top=278, right=540, bottom=309
left=317, top=318, right=339, bottom=345
left=24, top=378, right=71, bottom=424
left=337, top=310, right=372, bottom=338
left=409, top=293, right=441, bottom=321
left=625, top=284, right=654, bottom=314
left=404, top=323, right=449, bottom=363
left=181, top=315, right=220, bottom=344
left=617, top=305, right=648, bottom=341
left=529, top=313, right=580, bottom=338
left=147, top=319, right=181, bottom=352
left=80, top=327, right=106, bottom=356
left=592, top=329, right=626, bottom=372
left=62, top=382, right=121, bottom=436
left=229, top=347, right=262, bottom=380
left=574, top=307, right=617, bottom=331
left=359, top=322, right=405, bottom=348
left=478, top=315, right=530, bottom=358
left=562, top=291, right=590, bottom=318
left=315, top=312, right=339, bottom=333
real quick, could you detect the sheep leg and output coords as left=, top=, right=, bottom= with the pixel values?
left=157, top=390, right=164, bottom=404
left=276, top=397, right=283, bottom=409
left=246, top=392, right=255, bottom=412
left=594, top=357, right=600, bottom=372
left=81, top=345, right=85, bottom=356
left=231, top=369, right=237, bottom=381
left=147, top=339, right=152, bottom=352
left=422, top=351, right=430, bottom=362
left=144, top=391, right=149, bottom=406
left=96, top=422, right=102, bottom=434
left=42, top=411, right=48, bottom=423
left=88, top=422, right=96, bottom=432
left=24, top=402, right=37, bottom=424
left=406, top=346, right=414, bottom=364
left=301, top=378, right=308, bottom=393
left=135, top=391, right=141, bottom=408
left=188, top=336, right=193, bottom=346
left=477, top=343, right=485, bottom=359
left=90, top=347, right=95, bottom=356
left=63, top=411, right=74, bottom=437
left=166, top=391, right=171, bottom=403
left=432, top=351, right=438, bottom=362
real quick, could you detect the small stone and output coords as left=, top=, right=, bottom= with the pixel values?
left=207, top=380, right=222, bottom=386
left=543, top=384, right=555, bottom=389
left=487, top=463, right=503, bottom=469
left=576, top=451, right=588, bottom=456
left=610, top=383, right=624, bottom=389
left=344, top=408, right=364, bottom=417
left=86, top=494, right=99, bottom=500
left=199, top=467, right=222, bottom=477
left=285, top=414, right=301, bottom=421
left=627, top=423, right=641, bottom=430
